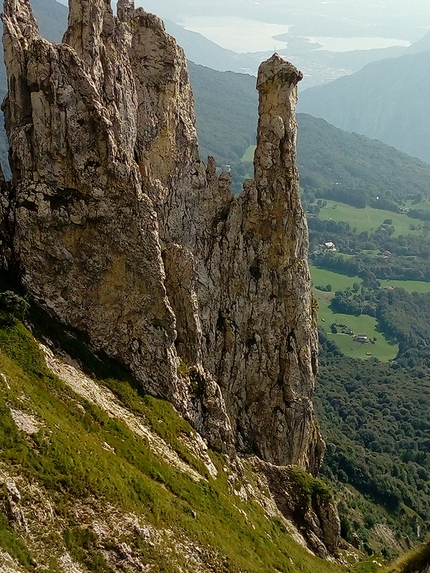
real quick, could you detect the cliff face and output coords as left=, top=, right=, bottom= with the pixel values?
left=1, top=0, right=324, bottom=472
left=1, top=0, right=184, bottom=417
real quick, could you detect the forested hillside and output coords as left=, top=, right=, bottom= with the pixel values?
left=316, top=343, right=430, bottom=556
left=307, top=204, right=430, bottom=553
left=188, top=61, right=257, bottom=166
left=297, top=114, right=430, bottom=202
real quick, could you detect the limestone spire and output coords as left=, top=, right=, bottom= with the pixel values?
left=117, top=0, right=135, bottom=21
left=1, top=3, right=322, bottom=473
left=63, top=0, right=114, bottom=68
left=2, top=0, right=39, bottom=40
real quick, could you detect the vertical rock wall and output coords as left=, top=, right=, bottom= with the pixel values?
left=1, top=0, right=324, bottom=473
left=1, top=0, right=181, bottom=403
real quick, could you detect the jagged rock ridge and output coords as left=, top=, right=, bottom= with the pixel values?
left=0, top=0, right=323, bottom=473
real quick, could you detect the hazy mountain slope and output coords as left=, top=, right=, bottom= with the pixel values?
left=27, top=0, right=68, bottom=42
left=298, top=50, right=430, bottom=164
left=164, top=20, right=253, bottom=73
left=187, top=62, right=430, bottom=199
left=296, top=113, right=430, bottom=199
left=130, top=0, right=427, bottom=46
left=166, top=19, right=409, bottom=85
left=406, top=30, right=430, bottom=54
left=188, top=61, right=258, bottom=164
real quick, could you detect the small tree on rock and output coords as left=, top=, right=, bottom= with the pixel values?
left=0, top=291, right=29, bottom=328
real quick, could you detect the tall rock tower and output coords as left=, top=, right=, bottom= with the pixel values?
left=1, top=0, right=324, bottom=472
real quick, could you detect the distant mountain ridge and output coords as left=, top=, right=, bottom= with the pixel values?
left=298, top=48, right=430, bottom=164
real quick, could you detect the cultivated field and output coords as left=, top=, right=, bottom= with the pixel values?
left=318, top=200, right=430, bottom=238
left=311, top=266, right=399, bottom=361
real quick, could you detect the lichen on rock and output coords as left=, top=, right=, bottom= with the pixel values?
left=1, top=0, right=324, bottom=475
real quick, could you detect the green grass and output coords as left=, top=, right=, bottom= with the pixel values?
left=315, top=292, right=398, bottom=361
left=318, top=200, right=427, bottom=238
left=0, top=509, right=36, bottom=570
left=311, top=266, right=399, bottom=361
left=405, top=198, right=430, bottom=212
left=311, top=266, right=361, bottom=291
left=0, top=317, right=350, bottom=573
left=311, top=265, right=430, bottom=295
left=379, top=278, right=430, bottom=293
left=386, top=537, right=430, bottom=573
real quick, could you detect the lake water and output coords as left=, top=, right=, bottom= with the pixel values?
left=181, top=16, right=291, bottom=52
left=309, top=36, right=410, bottom=52
left=180, top=15, right=411, bottom=53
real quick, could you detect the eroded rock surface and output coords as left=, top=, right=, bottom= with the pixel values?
left=1, top=0, right=324, bottom=472
left=254, top=460, right=340, bottom=558
left=1, top=0, right=181, bottom=409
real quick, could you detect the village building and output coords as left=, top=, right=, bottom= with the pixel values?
left=323, top=241, right=337, bottom=251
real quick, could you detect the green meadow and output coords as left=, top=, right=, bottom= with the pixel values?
left=311, top=266, right=361, bottom=291
left=405, top=197, right=430, bottom=212
left=379, top=278, right=430, bottom=293
left=318, top=200, right=428, bottom=238
left=311, top=266, right=399, bottom=361
left=311, top=265, right=430, bottom=295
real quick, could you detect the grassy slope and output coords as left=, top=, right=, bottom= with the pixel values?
left=0, top=310, right=350, bottom=573
left=14, top=306, right=428, bottom=573
left=388, top=539, right=430, bottom=573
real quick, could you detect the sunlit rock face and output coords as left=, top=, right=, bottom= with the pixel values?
left=1, top=0, right=323, bottom=472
